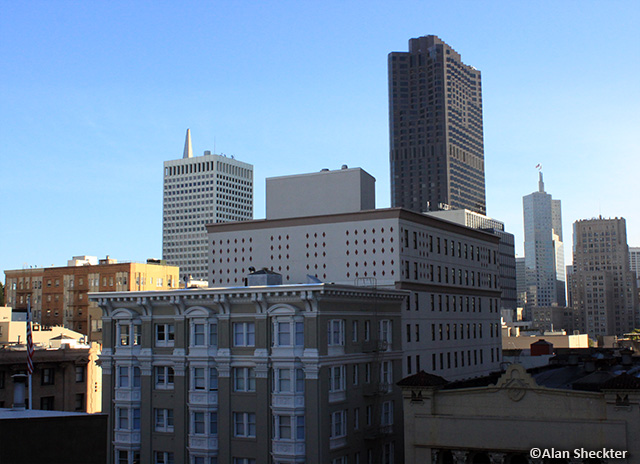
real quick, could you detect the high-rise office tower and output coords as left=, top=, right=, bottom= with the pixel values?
left=572, top=217, right=639, bottom=336
left=162, top=129, right=253, bottom=282
left=389, top=35, right=485, bottom=214
left=630, top=247, right=640, bottom=288
left=522, top=172, right=566, bottom=312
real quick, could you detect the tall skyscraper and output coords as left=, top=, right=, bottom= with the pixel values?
left=572, top=217, right=639, bottom=336
left=162, top=129, right=253, bottom=282
left=630, top=247, right=640, bottom=288
left=389, top=35, right=485, bottom=214
left=522, top=172, right=566, bottom=312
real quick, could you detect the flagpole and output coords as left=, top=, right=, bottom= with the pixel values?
left=26, top=296, right=34, bottom=410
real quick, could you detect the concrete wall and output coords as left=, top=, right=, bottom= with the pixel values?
left=266, top=167, right=376, bottom=220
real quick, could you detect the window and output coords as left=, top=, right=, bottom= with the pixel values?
left=155, top=366, right=175, bottom=389
left=75, top=393, right=85, bottom=411
left=295, top=321, right=304, bottom=346
left=276, top=368, right=290, bottom=392
left=41, top=368, right=54, bottom=385
left=328, top=319, right=345, bottom=346
left=193, top=323, right=205, bottom=346
left=330, top=410, right=346, bottom=438
left=192, top=367, right=205, bottom=390
left=156, top=324, right=175, bottom=347
left=154, top=452, right=174, bottom=464
left=192, top=411, right=205, bottom=434
left=329, top=365, right=345, bottom=392
left=352, top=320, right=358, bottom=342
left=75, top=365, right=85, bottom=383
left=155, top=408, right=174, bottom=432
left=276, top=322, right=290, bottom=345
left=117, top=407, right=129, bottom=429
left=209, top=368, right=218, bottom=391
left=118, top=366, right=129, bottom=388
left=383, top=442, right=394, bottom=464
left=233, top=367, right=256, bottom=392
left=276, top=415, right=291, bottom=439
left=40, top=396, right=54, bottom=411
left=233, top=412, right=256, bottom=437
left=364, top=320, right=371, bottom=341
left=119, top=324, right=130, bottom=346
left=380, top=361, right=392, bottom=388
left=381, top=401, right=394, bottom=425
left=233, top=459, right=255, bottom=464
left=352, top=364, right=359, bottom=385
left=380, top=320, right=392, bottom=346
left=117, top=450, right=140, bottom=464
left=233, top=322, right=255, bottom=347
left=295, top=368, right=305, bottom=392
left=210, top=323, right=218, bottom=347
left=365, top=363, right=371, bottom=383
left=354, top=407, right=360, bottom=430
left=210, top=411, right=218, bottom=435
left=133, top=324, right=141, bottom=346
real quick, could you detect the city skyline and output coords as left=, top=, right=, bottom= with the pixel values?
left=1, top=1, right=639, bottom=277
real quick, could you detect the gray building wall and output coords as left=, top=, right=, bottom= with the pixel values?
left=523, top=173, right=566, bottom=310
left=94, top=284, right=405, bottom=464
left=266, top=167, right=376, bottom=220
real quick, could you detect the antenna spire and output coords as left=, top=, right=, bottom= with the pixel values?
left=536, top=164, right=544, bottom=192
left=183, top=128, right=193, bottom=159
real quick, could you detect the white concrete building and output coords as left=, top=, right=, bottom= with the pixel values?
left=207, top=207, right=503, bottom=381
left=426, top=209, right=517, bottom=311
left=162, top=129, right=253, bottom=282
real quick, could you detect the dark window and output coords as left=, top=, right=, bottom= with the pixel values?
left=40, top=396, right=54, bottom=410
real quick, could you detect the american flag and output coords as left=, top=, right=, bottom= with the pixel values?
left=26, top=297, right=34, bottom=375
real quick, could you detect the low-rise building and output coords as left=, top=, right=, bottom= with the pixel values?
left=4, top=255, right=179, bottom=342
left=92, top=278, right=406, bottom=464
left=399, top=363, right=640, bottom=463
left=0, top=342, right=102, bottom=413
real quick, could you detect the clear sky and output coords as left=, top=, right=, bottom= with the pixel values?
left=1, top=0, right=639, bottom=279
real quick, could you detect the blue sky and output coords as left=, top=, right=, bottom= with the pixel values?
left=1, top=0, right=639, bottom=278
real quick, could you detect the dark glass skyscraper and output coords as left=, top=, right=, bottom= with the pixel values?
left=389, top=35, right=485, bottom=214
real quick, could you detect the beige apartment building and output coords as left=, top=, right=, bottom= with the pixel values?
left=4, top=256, right=179, bottom=343
left=571, top=217, right=639, bottom=337
left=91, top=278, right=406, bottom=464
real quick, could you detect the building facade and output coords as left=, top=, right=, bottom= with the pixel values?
left=522, top=172, right=566, bottom=312
left=162, top=129, right=253, bottom=282
left=389, top=35, right=485, bottom=214
left=4, top=256, right=179, bottom=342
left=92, top=283, right=406, bottom=464
left=266, top=166, right=375, bottom=220
left=571, top=217, right=639, bottom=336
left=427, top=209, right=516, bottom=311
left=207, top=208, right=503, bottom=381
left=630, top=247, right=640, bottom=288
left=398, top=364, right=639, bottom=464
left=0, top=342, right=102, bottom=413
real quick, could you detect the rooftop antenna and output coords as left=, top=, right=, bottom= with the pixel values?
left=536, top=164, right=544, bottom=192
